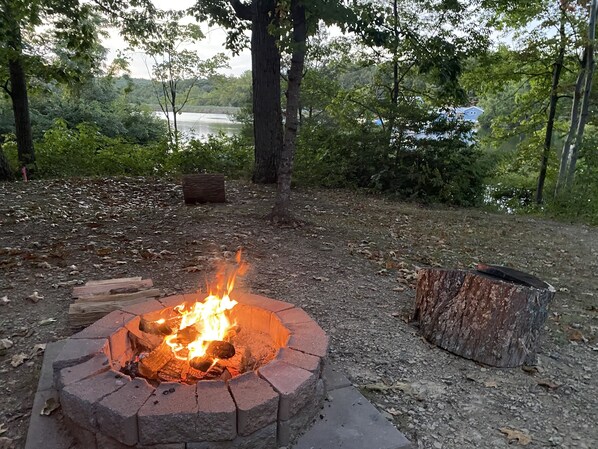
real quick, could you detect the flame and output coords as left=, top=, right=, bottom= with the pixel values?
left=162, top=251, right=247, bottom=361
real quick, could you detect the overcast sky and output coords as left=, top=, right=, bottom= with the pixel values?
left=102, top=0, right=252, bottom=78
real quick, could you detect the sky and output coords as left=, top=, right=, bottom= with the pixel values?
left=102, top=0, right=252, bottom=78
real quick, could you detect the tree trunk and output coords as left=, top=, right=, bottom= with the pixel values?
left=250, top=0, right=283, bottom=184
left=6, top=14, right=35, bottom=171
left=0, top=147, right=13, bottom=181
left=566, top=0, right=598, bottom=188
left=535, top=8, right=566, bottom=204
left=413, top=267, right=555, bottom=367
left=555, top=53, right=585, bottom=195
left=269, top=0, right=306, bottom=222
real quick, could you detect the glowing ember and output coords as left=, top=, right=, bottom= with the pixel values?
left=161, top=251, right=246, bottom=362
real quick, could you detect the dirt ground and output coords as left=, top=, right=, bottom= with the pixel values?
left=0, top=177, right=596, bottom=449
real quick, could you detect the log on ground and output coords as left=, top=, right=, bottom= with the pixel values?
left=413, top=267, right=555, bottom=367
left=182, top=174, right=226, bottom=204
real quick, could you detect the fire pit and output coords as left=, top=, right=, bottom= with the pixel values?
left=53, top=289, right=328, bottom=448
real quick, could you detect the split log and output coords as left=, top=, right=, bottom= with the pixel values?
left=190, top=356, right=213, bottom=372
left=138, top=343, right=174, bottom=379
left=68, top=297, right=150, bottom=328
left=139, top=317, right=176, bottom=336
left=69, top=277, right=159, bottom=328
left=413, top=266, right=555, bottom=367
left=182, top=174, right=226, bottom=204
left=73, top=279, right=152, bottom=298
left=205, top=341, right=235, bottom=359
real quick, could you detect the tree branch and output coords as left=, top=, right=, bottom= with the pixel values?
left=1, top=79, right=11, bottom=98
left=230, top=0, right=251, bottom=21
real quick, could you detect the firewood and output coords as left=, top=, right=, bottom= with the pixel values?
left=139, top=317, right=175, bottom=336
left=173, top=326, right=200, bottom=346
left=73, top=278, right=152, bottom=298
left=413, top=267, right=555, bottom=367
left=74, top=288, right=161, bottom=303
left=138, top=343, right=174, bottom=379
left=69, top=297, right=150, bottom=328
left=205, top=340, right=235, bottom=359
left=189, top=356, right=213, bottom=372
left=157, top=358, right=187, bottom=382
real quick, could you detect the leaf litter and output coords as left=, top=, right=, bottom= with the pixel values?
left=0, top=178, right=597, bottom=449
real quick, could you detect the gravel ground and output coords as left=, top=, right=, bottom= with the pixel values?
left=0, top=177, right=596, bottom=449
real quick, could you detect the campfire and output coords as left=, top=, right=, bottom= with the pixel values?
left=124, top=252, right=277, bottom=384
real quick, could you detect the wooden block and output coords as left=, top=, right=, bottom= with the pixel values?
left=69, top=297, right=156, bottom=328
left=86, top=277, right=142, bottom=286
left=73, top=279, right=153, bottom=298
left=74, top=289, right=161, bottom=304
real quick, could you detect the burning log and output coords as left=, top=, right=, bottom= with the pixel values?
left=157, top=358, right=188, bottom=382
left=413, top=266, right=555, bottom=367
left=138, top=343, right=174, bottom=379
left=189, top=356, right=213, bottom=372
left=205, top=341, right=235, bottom=359
left=139, top=318, right=175, bottom=336
left=172, top=326, right=200, bottom=346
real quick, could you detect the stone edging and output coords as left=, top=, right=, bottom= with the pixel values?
left=53, top=293, right=329, bottom=449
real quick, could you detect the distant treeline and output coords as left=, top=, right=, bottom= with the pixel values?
left=115, top=73, right=252, bottom=113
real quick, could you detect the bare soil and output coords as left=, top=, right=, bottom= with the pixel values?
left=0, top=177, right=596, bottom=449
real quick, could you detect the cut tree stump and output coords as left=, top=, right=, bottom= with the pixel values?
left=413, top=265, right=556, bottom=367
left=182, top=174, right=226, bottom=204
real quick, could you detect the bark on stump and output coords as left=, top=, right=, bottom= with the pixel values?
left=413, top=266, right=555, bottom=367
left=182, top=174, right=226, bottom=204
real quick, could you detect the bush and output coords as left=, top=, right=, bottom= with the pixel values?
left=168, top=134, right=252, bottom=178
left=32, top=120, right=168, bottom=178
left=294, top=117, right=489, bottom=206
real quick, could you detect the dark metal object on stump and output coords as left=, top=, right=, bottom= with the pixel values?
left=182, top=173, right=226, bottom=204
left=413, top=266, right=555, bottom=367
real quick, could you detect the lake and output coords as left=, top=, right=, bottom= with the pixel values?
left=155, top=112, right=243, bottom=139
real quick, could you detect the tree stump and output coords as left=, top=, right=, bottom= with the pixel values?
left=413, top=265, right=555, bottom=367
left=182, top=174, right=226, bottom=204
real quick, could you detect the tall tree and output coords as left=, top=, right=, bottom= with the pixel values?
left=563, top=0, right=598, bottom=188
left=0, top=0, right=139, bottom=174
left=269, top=0, right=307, bottom=222
left=137, top=16, right=227, bottom=148
left=536, top=2, right=567, bottom=204
left=191, top=1, right=284, bottom=183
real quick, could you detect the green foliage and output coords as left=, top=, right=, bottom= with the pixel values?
left=294, top=115, right=490, bottom=206
left=25, top=120, right=167, bottom=177
left=1, top=119, right=250, bottom=180
left=167, top=135, right=252, bottom=178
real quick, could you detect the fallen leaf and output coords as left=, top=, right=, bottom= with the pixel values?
left=537, top=379, right=560, bottom=390
left=0, top=339, right=13, bottom=350
left=10, top=353, right=29, bottom=368
left=38, top=318, right=56, bottom=326
left=499, top=427, right=532, bottom=445
left=521, top=365, right=538, bottom=375
left=27, top=291, right=44, bottom=303
left=362, top=382, right=411, bottom=393
left=0, top=423, right=6, bottom=435
left=40, top=397, right=60, bottom=416
left=484, top=380, right=498, bottom=388
left=0, top=436, right=14, bottom=449
left=185, top=265, right=202, bottom=273
left=32, top=343, right=46, bottom=356
left=313, top=276, right=329, bottom=282
left=566, top=328, right=585, bottom=342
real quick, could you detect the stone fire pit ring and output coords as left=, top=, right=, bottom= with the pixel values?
left=53, top=293, right=329, bottom=449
